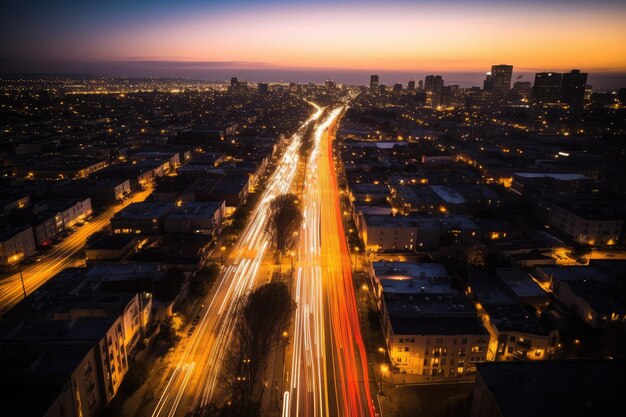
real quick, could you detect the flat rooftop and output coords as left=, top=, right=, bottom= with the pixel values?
left=390, top=316, right=488, bottom=336
left=113, top=202, right=174, bottom=220
left=364, top=214, right=418, bottom=228
left=429, top=185, right=467, bottom=205
left=384, top=291, right=474, bottom=316
left=514, top=172, right=589, bottom=181
left=372, top=261, right=448, bottom=281
left=477, top=360, right=626, bottom=417
left=167, top=202, right=223, bottom=219
left=496, top=268, right=548, bottom=299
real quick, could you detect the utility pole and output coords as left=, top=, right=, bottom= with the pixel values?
left=17, top=259, right=27, bottom=299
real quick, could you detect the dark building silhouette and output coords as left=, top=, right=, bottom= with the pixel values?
left=257, top=82, right=269, bottom=94
left=370, top=74, right=379, bottom=91
left=425, top=75, right=444, bottom=107
left=484, top=65, right=513, bottom=99
left=407, top=80, right=415, bottom=91
left=533, top=72, right=563, bottom=103
left=393, top=83, right=402, bottom=92
left=512, top=81, right=532, bottom=98
left=561, top=69, right=588, bottom=106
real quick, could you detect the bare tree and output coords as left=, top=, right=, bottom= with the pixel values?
left=266, top=193, right=302, bottom=265
left=217, top=282, right=295, bottom=416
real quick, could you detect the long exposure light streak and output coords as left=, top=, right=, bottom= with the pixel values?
left=149, top=105, right=322, bottom=417
left=286, top=106, right=375, bottom=416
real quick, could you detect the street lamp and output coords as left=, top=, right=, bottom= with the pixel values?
left=280, top=331, right=289, bottom=406
left=16, top=254, right=27, bottom=300
left=220, top=246, right=226, bottom=266
left=379, top=364, right=389, bottom=395
left=361, top=283, right=368, bottom=317
left=353, top=246, right=360, bottom=272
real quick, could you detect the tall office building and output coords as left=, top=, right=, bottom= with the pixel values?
left=393, top=83, right=403, bottom=92
left=485, top=64, right=513, bottom=99
left=257, top=83, right=269, bottom=94
left=417, top=80, right=423, bottom=91
left=483, top=72, right=494, bottom=91
left=512, top=81, right=532, bottom=98
left=407, top=80, right=416, bottom=91
left=325, top=80, right=337, bottom=90
left=533, top=72, right=563, bottom=103
left=370, top=74, right=379, bottom=91
left=561, top=69, right=588, bottom=106
left=425, top=75, right=444, bottom=107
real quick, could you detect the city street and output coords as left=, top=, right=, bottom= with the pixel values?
left=143, top=106, right=323, bottom=417
left=286, top=106, right=375, bottom=417
left=0, top=186, right=153, bottom=313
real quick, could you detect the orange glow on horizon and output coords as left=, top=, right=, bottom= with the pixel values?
left=69, top=3, right=626, bottom=73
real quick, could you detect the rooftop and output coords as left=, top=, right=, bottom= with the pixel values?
left=113, top=202, right=174, bottom=220
left=167, top=202, right=223, bottom=219
left=496, top=268, right=548, bottom=299
left=390, top=316, right=488, bottom=336
left=372, top=261, right=448, bottom=282
left=476, top=360, right=626, bottom=417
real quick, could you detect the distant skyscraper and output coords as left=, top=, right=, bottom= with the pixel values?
left=230, top=77, right=238, bottom=87
left=407, top=80, right=415, bottom=91
left=258, top=82, right=269, bottom=94
left=488, top=64, right=513, bottom=98
left=325, top=80, right=337, bottom=90
left=585, top=85, right=593, bottom=102
left=533, top=72, right=563, bottom=103
left=417, top=80, right=423, bottom=91
left=393, top=83, right=403, bottom=92
left=370, top=74, right=379, bottom=91
left=425, top=75, right=444, bottom=107
left=483, top=72, right=494, bottom=91
left=512, top=81, right=532, bottom=98
left=561, top=69, right=588, bottom=106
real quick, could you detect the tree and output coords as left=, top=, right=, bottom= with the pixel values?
left=266, top=194, right=302, bottom=264
left=189, top=264, right=219, bottom=299
left=219, top=283, right=295, bottom=416
left=158, top=315, right=179, bottom=347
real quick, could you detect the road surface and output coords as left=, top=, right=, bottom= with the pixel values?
left=285, top=107, right=375, bottom=417
left=145, top=106, right=323, bottom=417
left=0, top=186, right=153, bottom=313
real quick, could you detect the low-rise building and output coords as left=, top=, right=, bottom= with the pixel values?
left=28, top=198, right=93, bottom=245
left=370, top=261, right=490, bottom=382
left=358, top=214, right=418, bottom=252
left=468, top=267, right=558, bottom=362
left=111, top=202, right=175, bottom=234
left=85, top=234, right=142, bottom=262
left=470, top=360, right=626, bottom=417
left=164, top=201, right=225, bottom=237
left=532, top=197, right=623, bottom=245
left=0, top=223, right=37, bottom=265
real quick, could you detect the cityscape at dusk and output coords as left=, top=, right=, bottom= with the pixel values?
left=1, top=1, right=625, bottom=417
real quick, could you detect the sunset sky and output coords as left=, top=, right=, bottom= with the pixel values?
left=2, top=0, right=625, bottom=85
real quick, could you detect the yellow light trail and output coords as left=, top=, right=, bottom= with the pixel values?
left=148, top=105, right=323, bottom=417
left=285, top=106, right=375, bottom=416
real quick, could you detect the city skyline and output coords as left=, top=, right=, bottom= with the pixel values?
left=2, top=1, right=626, bottom=88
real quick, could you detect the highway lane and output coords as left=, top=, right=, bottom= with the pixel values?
left=285, top=107, right=375, bottom=417
left=0, top=186, right=154, bottom=313
left=146, top=105, right=323, bottom=417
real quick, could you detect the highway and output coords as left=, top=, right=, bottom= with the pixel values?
left=285, top=107, right=375, bottom=417
left=146, top=106, right=323, bottom=417
left=0, top=186, right=154, bottom=313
